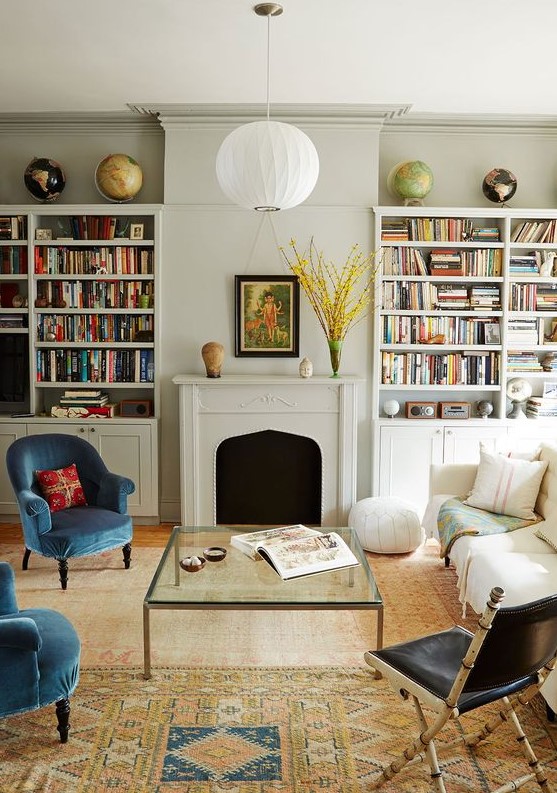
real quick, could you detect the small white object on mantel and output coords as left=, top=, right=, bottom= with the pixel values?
left=299, top=357, right=313, bottom=378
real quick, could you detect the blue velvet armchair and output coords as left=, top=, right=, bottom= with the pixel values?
left=6, top=433, right=135, bottom=589
left=0, top=561, right=80, bottom=742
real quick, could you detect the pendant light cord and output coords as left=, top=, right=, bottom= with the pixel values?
left=266, top=13, right=271, bottom=121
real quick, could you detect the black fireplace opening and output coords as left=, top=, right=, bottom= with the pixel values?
left=216, top=429, right=322, bottom=526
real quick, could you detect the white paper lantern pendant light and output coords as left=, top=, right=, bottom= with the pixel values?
left=216, top=4, right=319, bottom=212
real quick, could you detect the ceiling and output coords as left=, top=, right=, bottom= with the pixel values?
left=3, top=0, right=557, bottom=119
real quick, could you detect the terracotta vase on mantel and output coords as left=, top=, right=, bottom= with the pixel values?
left=201, top=341, right=224, bottom=378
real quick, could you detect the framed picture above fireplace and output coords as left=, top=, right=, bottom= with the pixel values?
left=235, top=275, right=299, bottom=357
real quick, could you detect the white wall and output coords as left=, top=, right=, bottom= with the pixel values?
left=2, top=110, right=557, bottom=523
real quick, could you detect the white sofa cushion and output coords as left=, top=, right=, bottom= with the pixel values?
left=463, top=448, right=547, bottom=519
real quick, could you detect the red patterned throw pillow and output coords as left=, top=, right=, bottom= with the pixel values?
left=35, top=463, right=87, bottom=513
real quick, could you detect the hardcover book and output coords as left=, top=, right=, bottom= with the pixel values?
left=230, top=525, right=360, bottom=580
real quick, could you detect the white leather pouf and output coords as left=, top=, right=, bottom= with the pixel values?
left=348, top=497, right=424, bottom=554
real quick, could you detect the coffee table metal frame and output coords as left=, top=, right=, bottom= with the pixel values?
left=143, top=526, right=383, bottom=678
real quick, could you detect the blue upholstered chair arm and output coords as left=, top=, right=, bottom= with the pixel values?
left=0, top=562, right=18, bottom=615
left=0, top=616, right=41, bottom=651
left=97, top=472, right=135, bottom=514
left=17, top=489, right=52, bottom=535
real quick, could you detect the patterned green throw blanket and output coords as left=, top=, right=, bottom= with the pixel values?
left=437, top=497, right=539, bottom=558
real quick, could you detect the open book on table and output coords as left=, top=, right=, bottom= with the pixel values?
left=230, top=524, right=360, bottom=580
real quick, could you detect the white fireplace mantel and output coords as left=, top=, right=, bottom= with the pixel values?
left=172, top=374, right=363, bottom=527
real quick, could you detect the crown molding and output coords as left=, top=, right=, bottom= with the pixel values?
left=384, top=112, right=557, bottom=136
left=0, top=112, right=162, bottom=135
left=130, top=103, right=412, bottom=130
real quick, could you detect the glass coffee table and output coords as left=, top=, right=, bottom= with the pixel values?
left=143, top=526, right=383, bottom=678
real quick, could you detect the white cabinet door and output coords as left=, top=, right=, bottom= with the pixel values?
left=25, top=421, right=158, bottom=519
left=379, top=425, right=444, bottom=517
left=442, top=424, right=508, bottom=463
left=0, top=423, right=28, bottom=514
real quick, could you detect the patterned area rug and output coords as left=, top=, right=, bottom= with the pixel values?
left=1, top=666, right=556, bottom=793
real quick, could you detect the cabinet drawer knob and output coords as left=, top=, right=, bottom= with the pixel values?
left=90, top=427, right=95, bottom=433
left=79, top=427, right=85, bottom=433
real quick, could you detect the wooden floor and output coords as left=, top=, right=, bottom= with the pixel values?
left=1, top=522, right=174, bottom=547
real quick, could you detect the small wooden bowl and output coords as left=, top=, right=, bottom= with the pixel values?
left=179, top=556, right=206, bottom=573
left=203, top=546, right=227, bottom=562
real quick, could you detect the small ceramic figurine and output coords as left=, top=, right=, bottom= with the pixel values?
left=299, top=357, right=313, bottom=378
left=540, top=252, right=557, bottom=277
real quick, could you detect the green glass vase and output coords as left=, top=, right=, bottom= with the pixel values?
left=328, top=339, right=343, bottom=378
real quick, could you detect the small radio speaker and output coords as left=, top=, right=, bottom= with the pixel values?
left=405, top=401, right=437, bottom=419
left=119, top=399, right=152, bottom=418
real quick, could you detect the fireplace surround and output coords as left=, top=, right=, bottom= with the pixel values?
left=173, top=374, right=361, bottom=527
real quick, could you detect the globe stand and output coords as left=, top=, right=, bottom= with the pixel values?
left=404, top=198, right=425, bottom=207
left=508, top=400, right=527, bottom=419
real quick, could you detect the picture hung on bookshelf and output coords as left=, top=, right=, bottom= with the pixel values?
left=543, top=381, right=557, bottom=399
left=235, top=275, right=299, bottom=357
left=484, top=323, right=500, bottom=344
left=130, top=223, right=144, bottom=240
left=35, top=228, right=52, bottom=241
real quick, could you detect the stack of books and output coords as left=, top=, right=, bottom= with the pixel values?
left=429, top=250, right=463, bottom=276
left=468, top=285, right=501, bottom=310
left=526, top=397, right=557, bottom=418
left=506, top=351, right=543, bottom=372
left=507, top=318, right=542, bottom=346
left=51, top=389, right=116, bottom=418
left=470, top=227, right=500, bottom=241
left=536, top=284, right=557, bottom=311
left=509, top=254, right=540, bottom=274
left=381, top=219, right=409, bottom=241
left=434, top=284, right=469, bottom=309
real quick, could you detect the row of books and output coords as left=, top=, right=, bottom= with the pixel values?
left=35, top=348, right=155, bottom=383
left=0, top=216, right=26, bottom=240
left=382, top=217, right=482, bottom=242
left=509, top=283, right=557, bottom=311
left=34, top=246, right=154, bottom=276
left=50, top=388, right=115, bottom=418
left=66, top=216, right=135, bottom=241
left=0, top=247, right=28, bottom=274
left=36, top=280, right=153, bottom=310
left=381, top=351, right=500, bottom=386
left=382, top=315, right=500, bottom=345
left=383, top=281, right=501, bottom=311
left=381, top=245, right=504, bottom=277
left=510, top=219, right=557, bottom=244
left=36, top=314, right=154, bottom=343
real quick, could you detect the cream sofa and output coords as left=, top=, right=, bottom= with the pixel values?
left=422, top=441, right=557, bottom=715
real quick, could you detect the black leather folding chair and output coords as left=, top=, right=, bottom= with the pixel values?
left=365, top=588, right=557, bottom=793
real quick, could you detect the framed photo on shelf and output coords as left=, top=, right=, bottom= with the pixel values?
left=35, top=228, right=52, bottom=240
left=543, top=381, right=557, bottom=398
left=235, top=275, right=299, bottom=357
left=484, top=323, right=500, bottom=344
left=130, top=223, right=144, bottom=240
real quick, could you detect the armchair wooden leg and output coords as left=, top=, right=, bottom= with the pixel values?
left=22, top=547, right=31, bottom=570
left=55, top=698, right=71, bottom=743
left=123, top=543, right=132, bottom=569
left=57, top=558, right=68, bottom=590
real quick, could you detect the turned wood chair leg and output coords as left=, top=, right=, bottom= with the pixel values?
left=57, top=558, right=68, bottom=590
left=22, top=547, right=31, bottom=570
left=122, top=542, right=132, bottom=569
left=55, top=698, right=71, bottom=743
left=444, top=556, right=450, bottom=568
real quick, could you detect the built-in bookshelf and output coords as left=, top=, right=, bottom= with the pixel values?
left=372, top=206, right=557, bottom=517
left=0, top=205, right=161, bottom=418
left=373, top=206, right=557, bottom=421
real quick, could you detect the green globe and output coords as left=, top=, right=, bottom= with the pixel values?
left=387, top=160, right=434, bottom=204
left=95, top=153, right=143, bottom=203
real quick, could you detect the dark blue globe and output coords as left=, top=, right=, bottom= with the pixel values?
left=24, top=157, right=66, bottom=202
